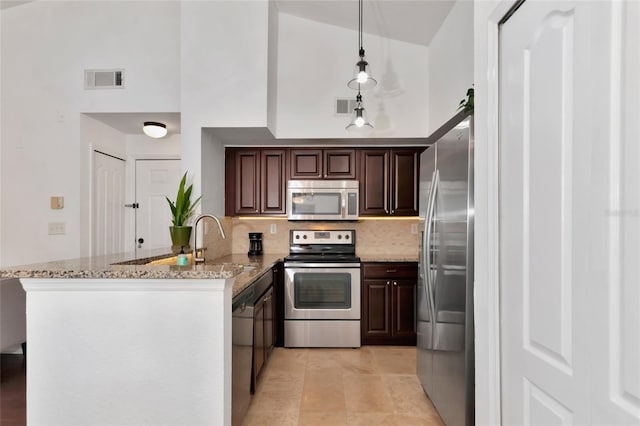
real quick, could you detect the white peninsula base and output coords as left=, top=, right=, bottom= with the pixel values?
left=21, top=278, right=234, bottom=426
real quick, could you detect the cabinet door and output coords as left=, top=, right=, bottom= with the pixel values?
left=392, top=279, right=417, bottom=342
left=260, top=150, right=286, bottom=214
left=253, top=298, right=265, bottom=385
left=289, top=149, right=322, bottom=179
left=390, top=149, right=419, bottom=216
left=359, top=149, right=389, bottom=215
left=362, top=279, right=392, bottom=340
left=262, top=287, right=274, bottom=359
left=234, top=150, right=260, bottom=215
left=324, top=149, right=356, bottom=179
left=273, top=264, right=284, bottom=347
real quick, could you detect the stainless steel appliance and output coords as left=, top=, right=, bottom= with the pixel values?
left=417, top=111, right=474, bottom=426
left=283, top=229, right=361, bottom=347
left=287, top=180, right=359, bottom=221
left=231, top=286, right=254, bottom=426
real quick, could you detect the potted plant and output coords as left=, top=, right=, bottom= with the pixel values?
left=166, top=172, right=201, bottom=253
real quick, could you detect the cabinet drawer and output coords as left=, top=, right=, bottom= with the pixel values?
left=362, top=263, right=417, bottom=279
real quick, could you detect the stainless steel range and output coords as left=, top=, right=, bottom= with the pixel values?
left=283, top=229, right=361, bottom=348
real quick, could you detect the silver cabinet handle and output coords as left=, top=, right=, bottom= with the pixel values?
left=386, top=269, right=397, bottom=273
left=263, top=295, right=272, bottom=303
left=393, top=281, right=397, bottom=286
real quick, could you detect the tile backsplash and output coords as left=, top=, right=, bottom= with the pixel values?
left=201, top=217, right=233, bottom=260
left=226, top=218, right=420, bottom=257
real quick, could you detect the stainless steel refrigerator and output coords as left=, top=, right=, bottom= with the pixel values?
left=417, top=111, right=474, bottom=426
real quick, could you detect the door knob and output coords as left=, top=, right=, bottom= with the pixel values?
left=137, top=237, right=144, bottom=248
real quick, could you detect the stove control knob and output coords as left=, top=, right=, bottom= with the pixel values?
left=295, top=234, right=300, bottom=239
left=337, top=235, right=342, bottom=240
left=345, top=234, right=350, bottom=240
left=303, top=235, right=308, bottom=240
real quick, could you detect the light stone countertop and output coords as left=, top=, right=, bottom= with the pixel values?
left=0, top=248, right=287, bottom=298
left=0, top=251, right=417, bottom=298
left=214, top=253, right=286, bottom=297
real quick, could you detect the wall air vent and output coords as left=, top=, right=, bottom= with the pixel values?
left=84, top=69, right=124, bottom=89
left=335, top=98, right=359, bottom=115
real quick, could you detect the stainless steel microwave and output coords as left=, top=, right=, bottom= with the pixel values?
left=287, top=180, right=359, bottom=221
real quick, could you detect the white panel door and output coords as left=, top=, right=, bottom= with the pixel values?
left=135, top=159, right=182, bottom=251
left=92, top=151, right=125, bottom=256
left=500, top=1, right=640, bottom=425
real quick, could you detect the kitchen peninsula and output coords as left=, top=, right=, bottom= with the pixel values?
left=0, top=249, right=284, bottom=426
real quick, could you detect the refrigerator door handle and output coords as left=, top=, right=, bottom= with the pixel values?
left=424, top=169, right=439, bottom=326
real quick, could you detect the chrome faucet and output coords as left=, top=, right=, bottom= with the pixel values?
left=192, top=214, right=226, bottom=265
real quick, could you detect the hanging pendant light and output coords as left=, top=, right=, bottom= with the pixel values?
left=345, top=91, right=373, bottom=131
left=347, top=0, right=376, bottom=91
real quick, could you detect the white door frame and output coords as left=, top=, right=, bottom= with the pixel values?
left=474, top=1, right=521, bottom=425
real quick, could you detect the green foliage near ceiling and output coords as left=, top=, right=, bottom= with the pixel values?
left=458, top=86, right=474, bottom=114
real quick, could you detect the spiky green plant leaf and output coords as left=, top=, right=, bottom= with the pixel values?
left=166, top=172, right=201, bottom=226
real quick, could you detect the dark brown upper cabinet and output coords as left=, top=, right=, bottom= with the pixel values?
left=289, top=148, right=356, bottom=180
left=225, top=148, right=286, bottom=216
left=359, top=148, right=420, bottom=216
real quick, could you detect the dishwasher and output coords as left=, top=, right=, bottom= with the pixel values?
left=232, top=285, right=255, bottom=426
left=232, top=268, right=274, bottom=426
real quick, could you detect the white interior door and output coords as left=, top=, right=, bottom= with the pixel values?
left=92, top=151, right=125, bottom=256
left=135, top=159, right=181, bottom=251
left=500, top=1, right=640, bottom=425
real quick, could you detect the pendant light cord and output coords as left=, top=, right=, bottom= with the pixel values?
left=358, top=0, right=363, bottom=52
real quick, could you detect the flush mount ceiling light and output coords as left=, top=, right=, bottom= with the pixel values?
left=345, top=92, right=373, bottom=131
left=347, top=0, right=377, bottom=91
left=142, top=121, right=167, bottom=138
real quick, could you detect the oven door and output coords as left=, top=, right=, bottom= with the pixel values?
left=284, top=264, right=360, bottom=320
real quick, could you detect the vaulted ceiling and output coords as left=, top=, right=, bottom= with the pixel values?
left=3, top=0, right=455, bottom=136
left=274, top=0, right=455, bottom=47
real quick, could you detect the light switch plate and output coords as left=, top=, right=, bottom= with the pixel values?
left=48, top=222, right=66, bottom=235
left=270, top=224, right=277, bottom=234
left=411, top=223, right=418, bottom=234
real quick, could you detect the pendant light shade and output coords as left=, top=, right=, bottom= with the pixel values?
left=345, top=92, right=373, bottom=131
left=347, top=48, right=377, bottom=90
left=142, top=121, right=167, bottom=138
left=347, top=0, right=376, bottom=91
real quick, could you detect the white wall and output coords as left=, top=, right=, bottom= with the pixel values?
left=427, top=0, right=474, bottom=133
left=180, top=1, right=270, bottom=202
left=275, top=13, right=429, bottom=139
left=0, top=1, right=180, bottom=266
left=267, top=0, right=279, bottom=134
left=200, top=132, right=225, bottom=217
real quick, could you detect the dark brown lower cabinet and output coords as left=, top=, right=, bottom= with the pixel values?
left=253, top=286, right=273, bottom=385
left=273, top=263, right=285, bottom=347
left=251, top=267, right=276, bottom=393
left=361, top=262, right=417, bottom=345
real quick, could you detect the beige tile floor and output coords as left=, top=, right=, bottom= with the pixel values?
left=242, top=346, right=445, bottom=426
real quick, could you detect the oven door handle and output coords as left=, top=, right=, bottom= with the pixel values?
left=284, top=262, right=361, bottom=268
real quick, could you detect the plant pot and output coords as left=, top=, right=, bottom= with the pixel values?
left=169, top=226, right=192, bottom=254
